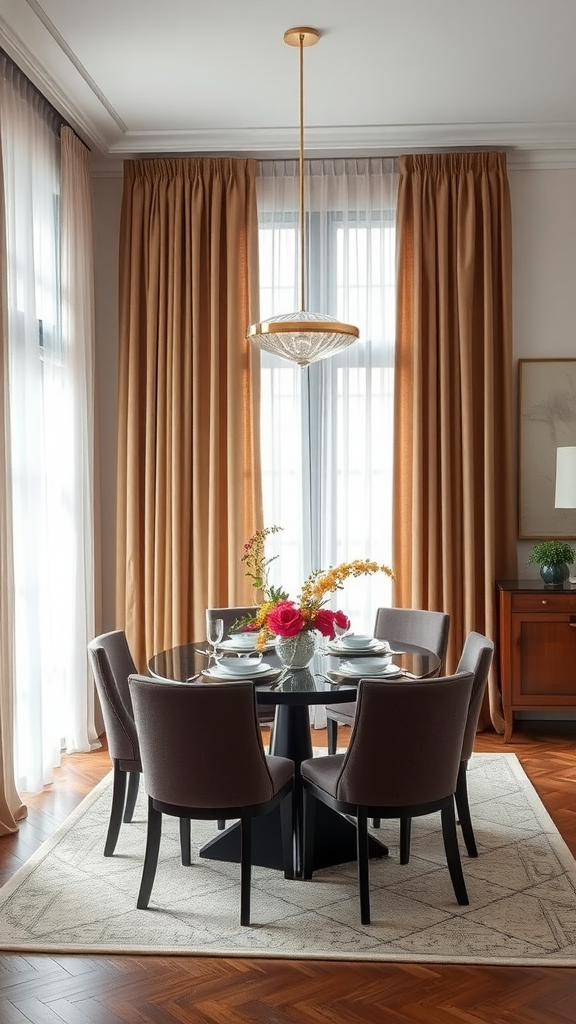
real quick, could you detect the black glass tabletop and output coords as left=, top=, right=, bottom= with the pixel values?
left=148, top=639, right=441, bottom=706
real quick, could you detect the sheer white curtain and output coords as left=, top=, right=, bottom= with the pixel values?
left=0, top=58, right=98, bottom=793
left=256, top=158, right=398, bottom=632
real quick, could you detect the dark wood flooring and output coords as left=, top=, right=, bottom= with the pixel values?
left=0, top=721, right=575, bottom=1023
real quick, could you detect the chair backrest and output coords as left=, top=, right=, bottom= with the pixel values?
left=128, top=675, right=278, bottom=809
left=373, top=607, right=450, bottom=668
left=456, top=631, right=495, bottom=761
left=87, top=630, right=139, bottom=762
left=207, top=606, right=258, bottom=637
left=335, top=672, right=474, bottom=807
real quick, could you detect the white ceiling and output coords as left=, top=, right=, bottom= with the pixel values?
left=1, top=0, right=576, bottom=167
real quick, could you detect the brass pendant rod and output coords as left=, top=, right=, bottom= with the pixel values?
left=298, top=31, right=305, bottom=312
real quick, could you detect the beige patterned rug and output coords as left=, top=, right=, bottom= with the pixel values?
left=0, top=752, right=575, bottom=965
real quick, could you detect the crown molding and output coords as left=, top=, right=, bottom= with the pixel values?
left=102, top=123, right=576, bottom=168
left=3, top=6, right=576, bottom=171
left=0, top=11, right=122, bottom=154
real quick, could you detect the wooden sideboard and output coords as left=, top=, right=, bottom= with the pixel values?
left=497, top=580, right=576, bottom=742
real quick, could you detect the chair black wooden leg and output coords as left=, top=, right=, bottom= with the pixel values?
left=326, top=718, right=338, bottom=755
left=441, top=800, right=469, bottom=906
left=455, top=761, right=477, bottom=857
left=179, top=817, right=191, bottom=866
left=280, top=789, right=295, bottom=879
left=302, top=788, right=315, bottom=879
left=399, top=815, right=412, bottom=864
left=268, top=715, right=276, bottom=753
left=137, top=798, right=162, bottom=909
left=356, top=808, right=371, bottom=925
left=217, top=819, right=225, bottom=830
left=123, top=771, right=140, bottom=823
left=372, top=817, right=381, bottom=828
left=240, top=813, right=252, bottom=926
left=104, top=761, right=127, bottom=856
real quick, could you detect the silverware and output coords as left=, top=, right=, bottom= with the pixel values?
left=186, top=672, right=202, bottom=681
left=269, top=669, right=289, bottom=689
left=194, top=648, right=211, bottom=657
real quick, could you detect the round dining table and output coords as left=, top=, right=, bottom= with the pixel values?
left=148, top=639, right=441, bottom=877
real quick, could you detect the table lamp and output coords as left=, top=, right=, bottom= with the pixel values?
left=554, top=446, right=576, bottom=584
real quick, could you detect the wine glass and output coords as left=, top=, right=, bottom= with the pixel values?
left=206, top=612, right=224, bottom=663
left=333, top=618, right=351, bottom=642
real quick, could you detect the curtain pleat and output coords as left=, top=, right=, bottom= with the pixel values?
left=0, top=147, right=27, bottom=832
left=394, top=152, right=516, bottom=732
left=117, top=158, right=262, bottom=670
left=59, top=127, right=100, bottom=753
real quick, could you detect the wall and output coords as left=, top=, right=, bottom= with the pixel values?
left=91, top=163, right=576, bottom=627
left=509, top=167, right=576, bottom=578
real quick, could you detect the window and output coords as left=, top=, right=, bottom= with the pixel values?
left=256, top=159, right=398, bottom=631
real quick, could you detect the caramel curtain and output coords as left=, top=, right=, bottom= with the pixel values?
left=117, top=158, right=262, bottom=671
left=394, top=152, right=516, bottom=732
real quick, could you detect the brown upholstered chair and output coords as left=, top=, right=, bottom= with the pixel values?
left=87, top=630, right=141, bottom=856
left=325, top=607, right=450, bottom=755
left=88, top=630, right=191, bottom=861
left=399, top=631, right=495, bottom=864
left=455, top=631, right=495, bottom=856
left=301, top=671, right=474, bottom=925
left=128, top=675, right=295, bottom=926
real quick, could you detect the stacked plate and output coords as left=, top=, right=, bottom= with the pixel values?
left=219, top=636, right=275, bottom=654
left=337, top=658, right=400, bottom=678
left=328, top=635, right=391, bottom=656
left=203, top=659, right=276, bottom=680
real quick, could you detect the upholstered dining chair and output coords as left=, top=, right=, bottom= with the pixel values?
left=301, top=671, right=474, bottom=925
left=87, top=630, right=141, bottom=856
left=400, top=630, right=495, bottom=863
left=128, top=675, right=295, bottom=926
left=88, top=630, right=191, bottom=862
left=325, top=607, right=450, bottom=755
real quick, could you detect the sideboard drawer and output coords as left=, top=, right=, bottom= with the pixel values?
left=511, top=592, right=576, bottom=613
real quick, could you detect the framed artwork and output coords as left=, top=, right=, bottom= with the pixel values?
left=518, top=358, right=576, bottom=539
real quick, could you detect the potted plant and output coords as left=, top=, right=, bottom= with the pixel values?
left=526, top=539, right=576, bottom=587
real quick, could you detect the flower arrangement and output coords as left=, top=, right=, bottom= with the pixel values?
left=233, top=526, right=395, bottom=650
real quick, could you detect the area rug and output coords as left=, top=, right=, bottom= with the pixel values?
left=1, top=752, right=576, bottom=965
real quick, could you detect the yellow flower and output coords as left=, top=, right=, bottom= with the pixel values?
left=234, top=528, right=395, bottom=643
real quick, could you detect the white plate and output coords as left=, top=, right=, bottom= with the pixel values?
left=220, top=638, right=275, bottom=653
left=339, top=659, right=400, bottom=678
left=202, top=661, right=276, bottom=680
left=328, top=639, right=390, bottom=655
left=336, top=634, right=374, bottom=649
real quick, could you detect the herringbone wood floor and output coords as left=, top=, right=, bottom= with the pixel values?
left=1, top=722, right=575, bottom=1023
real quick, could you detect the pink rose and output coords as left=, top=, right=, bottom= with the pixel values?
left=313, top=608, right=337, bottom=638
left=267, top=601, right=305, bottom=637
left=334, top=610, right=350, bottom=630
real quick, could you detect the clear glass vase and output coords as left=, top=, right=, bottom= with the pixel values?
left=276, top=630, right=317, bottom=669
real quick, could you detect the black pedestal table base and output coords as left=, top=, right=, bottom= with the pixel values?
left=199, top=702, right=389, bottom=875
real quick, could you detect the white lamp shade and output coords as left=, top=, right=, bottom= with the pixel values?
left=555, top=446, right=576, bottom=508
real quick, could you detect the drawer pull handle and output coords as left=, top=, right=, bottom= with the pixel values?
left=541, top=599, right=547, bottom=605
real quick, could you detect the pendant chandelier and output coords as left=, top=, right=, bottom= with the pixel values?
left=247, top=27, right=359, bottom=368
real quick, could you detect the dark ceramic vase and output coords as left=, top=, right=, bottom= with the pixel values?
left=539, top=563, right=569, bottom=587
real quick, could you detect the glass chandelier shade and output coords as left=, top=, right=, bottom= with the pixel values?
left=247, top=310, right=359, bottom=367
left=247, top=27, right=359, bottom=368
